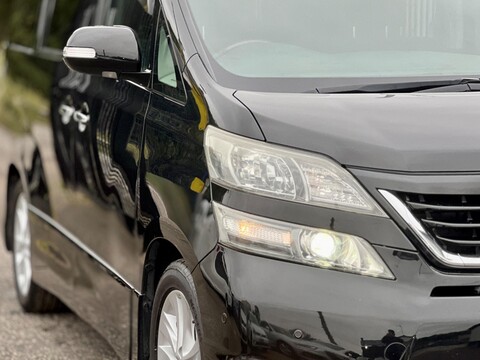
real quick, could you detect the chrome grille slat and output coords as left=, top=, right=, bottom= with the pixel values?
left=397, top=192, right=480, bottom=262
left=435, top=235, right=480, bottom=245
left=422, top=219, right=480, bottom=228
left=406, top=201, right=480, bottom=211
left=380, top=190, right=480, bottom=269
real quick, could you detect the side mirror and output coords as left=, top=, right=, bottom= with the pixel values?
left=63, top=26, right=148, bottom=84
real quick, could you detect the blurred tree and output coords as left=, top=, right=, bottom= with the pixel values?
left=4, top=0, right=83, bottom=96
left=0, top=0, right=12, bottom=41
left=9, top=0, right=43, bottom=48
left=46, top=0, right=82, bottom=49
left=1, top=0, right=82, bottom=47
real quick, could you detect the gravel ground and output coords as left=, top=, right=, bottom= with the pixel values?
left=0, top=129, right=119, bottom=360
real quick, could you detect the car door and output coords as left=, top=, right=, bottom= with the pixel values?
left=51, top=0, right=155, bottom=357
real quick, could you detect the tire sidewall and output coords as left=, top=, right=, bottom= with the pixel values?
left=150, top=261, right=203, bottom=359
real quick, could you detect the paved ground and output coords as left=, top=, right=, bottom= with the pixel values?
left=0, top=129, right=119, bottom=360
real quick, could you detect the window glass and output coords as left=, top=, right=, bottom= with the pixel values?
left=45, top=0, right=82, bottom=49
left=157, top=27, right=177, bottom=88
left=9, top=0, right=42, bottom=48
left=153, top=10, right=186, bottom=101
left=187, top=0, right=480, bottom=79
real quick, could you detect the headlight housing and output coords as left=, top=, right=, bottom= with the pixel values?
left=214, top=203, right=394, bottom=279
left=204, top=126, right=386, bottom=217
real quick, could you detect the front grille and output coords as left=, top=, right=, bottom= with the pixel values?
left=397, top=192, right=480, bottom=257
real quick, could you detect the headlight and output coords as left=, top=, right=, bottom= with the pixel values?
left=213, top=203, right=394, bottom=279
left=204, top=126, right=386, bottom=217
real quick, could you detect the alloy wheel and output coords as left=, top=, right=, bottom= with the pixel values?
left=157, top=290, right=201, bottom=360
left=13, top=193, right=32, bottom=298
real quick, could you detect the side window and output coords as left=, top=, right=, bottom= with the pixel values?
left=153, top=11, right=186, bottom=101
left=9, top=0, right=43, bottom=48
left=157, top=27, right=176, bottom=88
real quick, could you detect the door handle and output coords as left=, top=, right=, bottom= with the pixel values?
left=73, top=102, right=90, bottom=133
left=58, top=104, right=75, bottom=125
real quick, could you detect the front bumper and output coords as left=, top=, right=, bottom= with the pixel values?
left=196, top=245, right=480, bottom=360
left=193, top=176, right=480, bottom=360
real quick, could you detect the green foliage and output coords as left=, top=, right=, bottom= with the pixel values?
left=46, top=0, right=82, bottom=49
left=6, top=50, right=53, bottom=96
left=0, top=0, right=12, bottom=41
left=1, top=0, right=80, bottom=49
left=0, top=0, right=83, bottom=134
left=9, top=0, right=42, bottom=47
left=0, top=51, right=49, bottom=133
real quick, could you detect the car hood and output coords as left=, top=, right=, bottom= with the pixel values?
left=235, top=91, right=480, bottom=172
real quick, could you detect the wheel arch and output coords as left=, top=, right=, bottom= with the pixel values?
left=138, top=234, right=190, bottom=359
left=136, top=199, right=214, bottom=358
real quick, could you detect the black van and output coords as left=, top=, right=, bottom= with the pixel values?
left=3, top=0, right=480, bottom=359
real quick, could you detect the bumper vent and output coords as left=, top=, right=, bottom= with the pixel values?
left=398, top=192, right=480, bottom=256
left=431, top=286, right=480, bottom=297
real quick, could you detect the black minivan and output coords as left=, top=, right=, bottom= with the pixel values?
left=3, top=0, right=480, bottom=359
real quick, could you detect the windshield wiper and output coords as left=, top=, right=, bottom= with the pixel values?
left=317, top=78, right=480, bottom=94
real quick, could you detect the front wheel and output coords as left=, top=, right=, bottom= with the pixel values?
left=150, top=260, right=202, bottom=360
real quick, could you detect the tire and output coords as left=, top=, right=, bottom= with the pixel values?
left=7, top=181, right=64, bottom=313
left=150, top=260, right=202, bottom=360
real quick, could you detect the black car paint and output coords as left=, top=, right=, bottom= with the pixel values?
left=64, top=25, right=142, bottom=75
left=3, top=0, right=480, bottom=359
left=234, top=91, right=480, bottom=173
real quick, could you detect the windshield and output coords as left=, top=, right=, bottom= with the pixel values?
left=187, top=0, right=480, bottom=83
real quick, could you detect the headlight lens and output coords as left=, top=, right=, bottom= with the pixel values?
left=205, top=126, right=386, bottom=217
left=214, top=203, right=394, bottom=279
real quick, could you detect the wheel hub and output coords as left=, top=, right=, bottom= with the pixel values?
left=13, top=193, right=32, bottom=298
